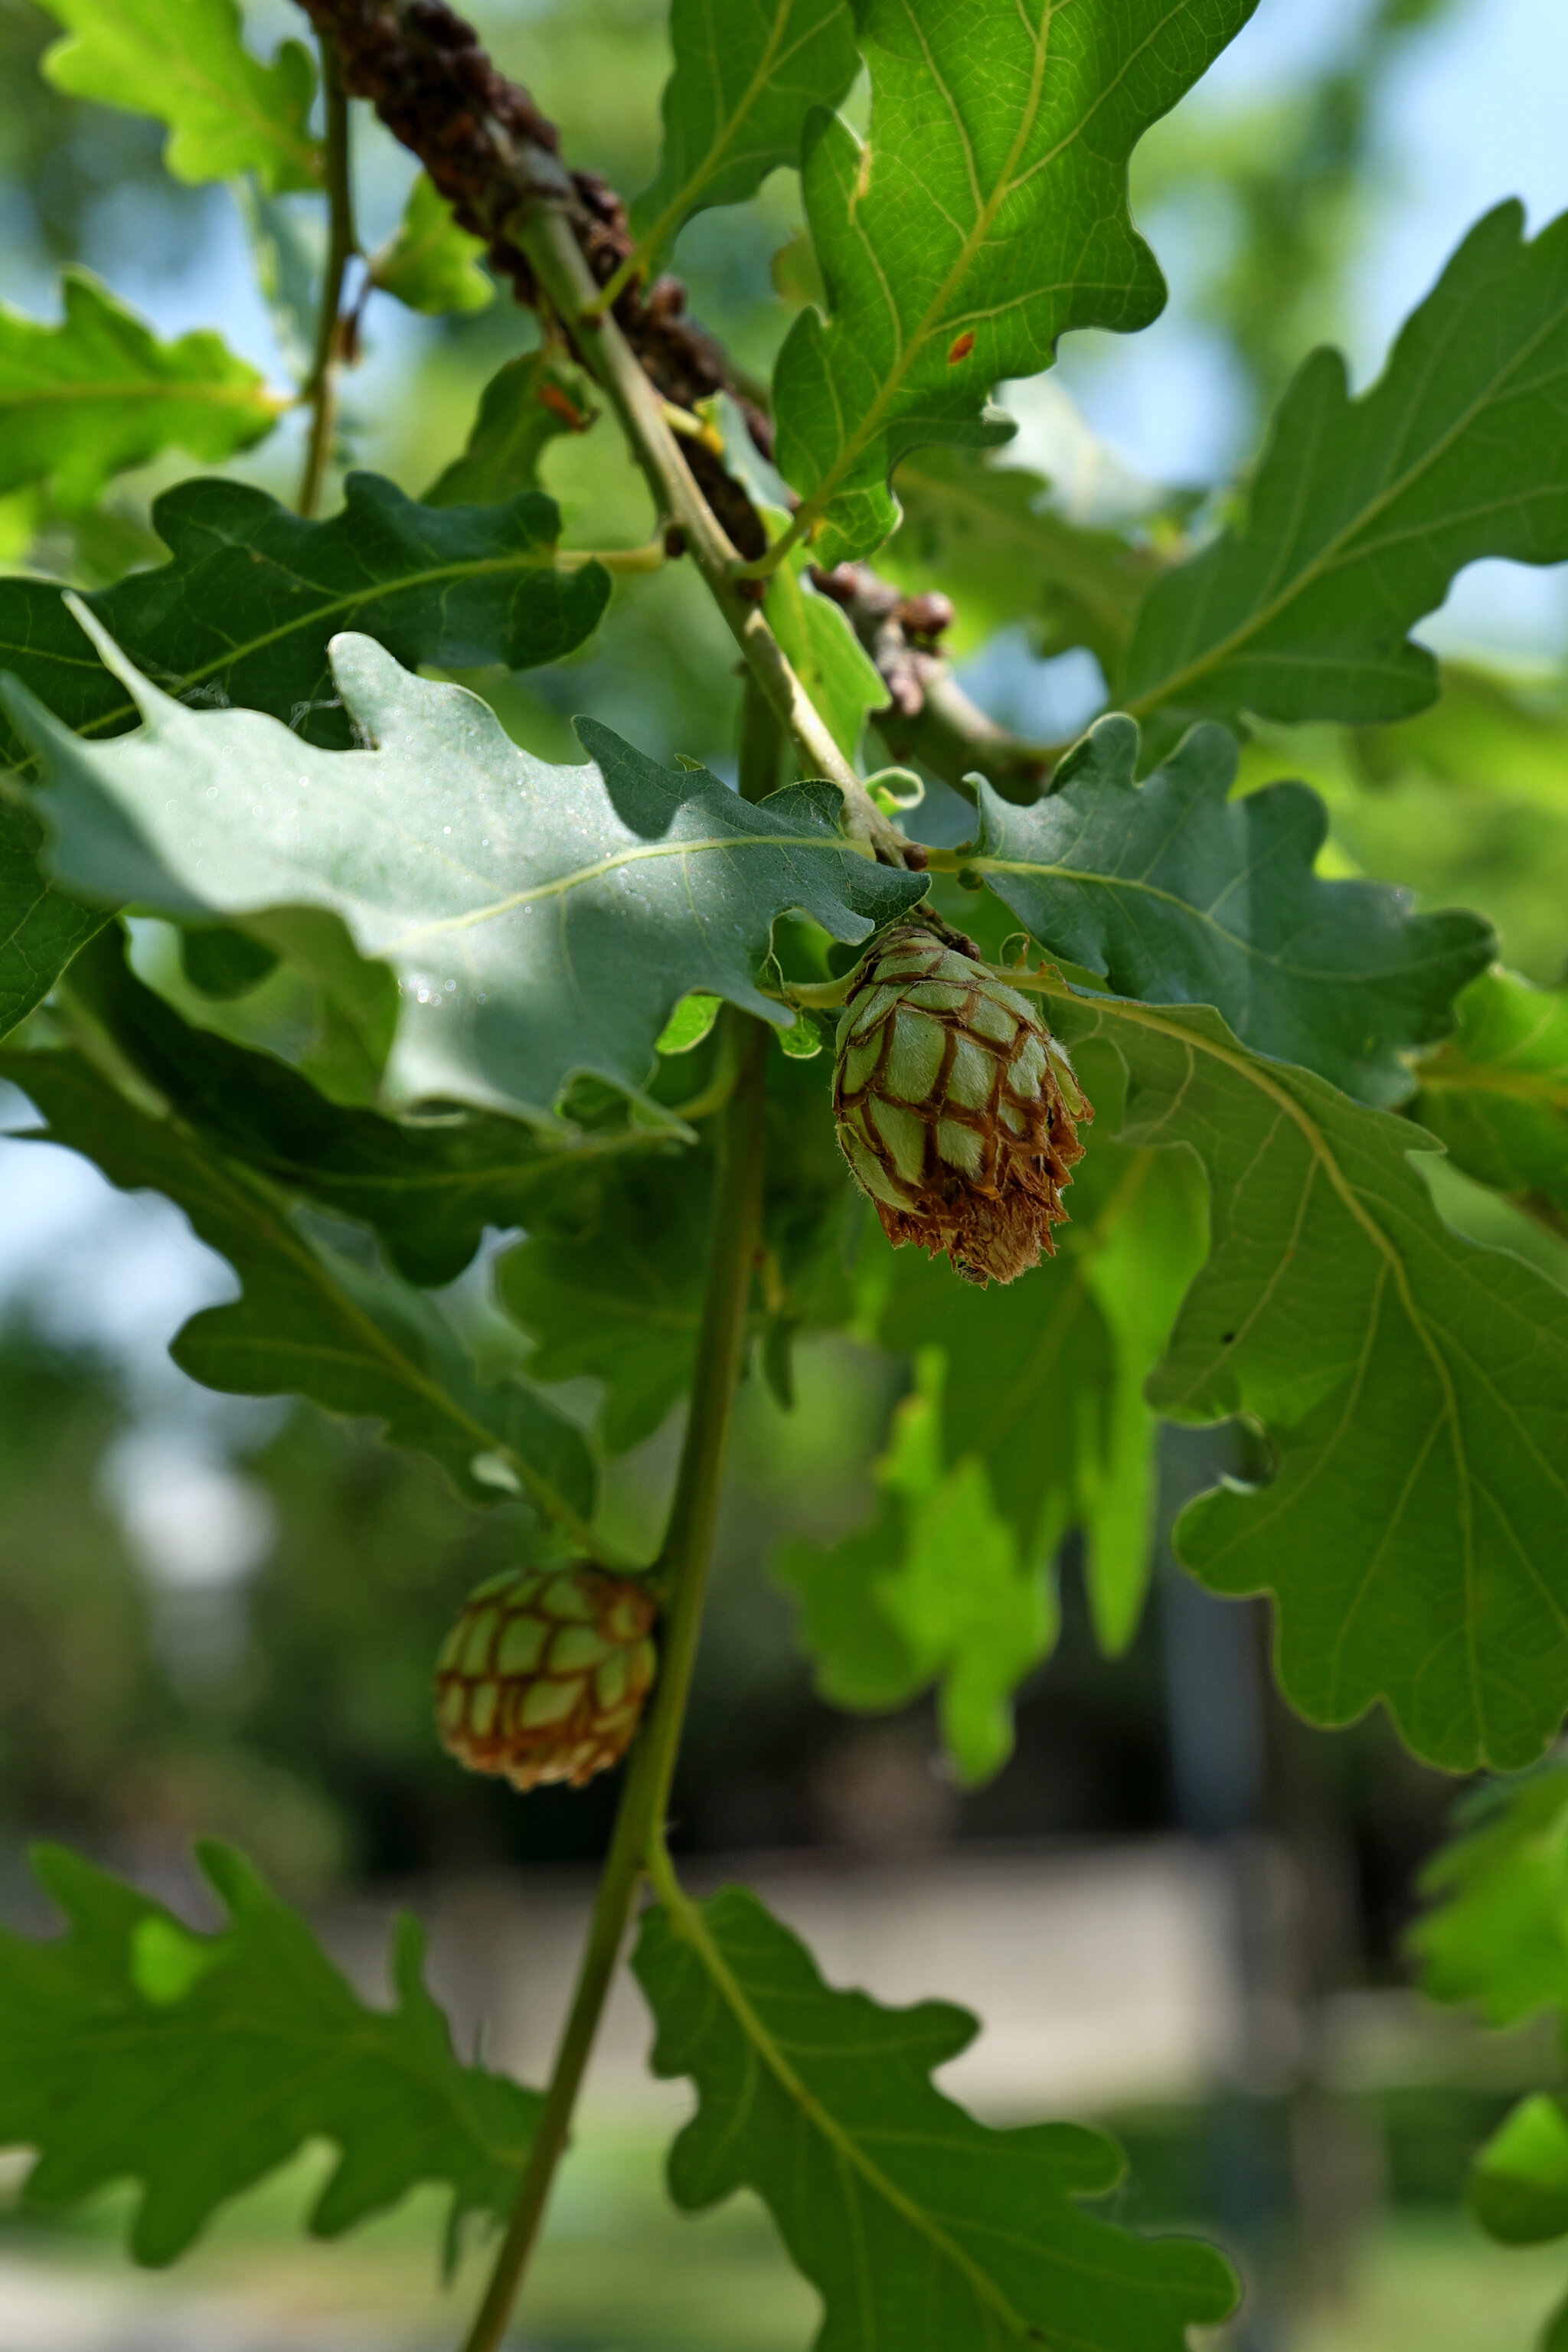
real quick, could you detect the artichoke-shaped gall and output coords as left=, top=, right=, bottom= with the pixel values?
left=832, top=921, right=1093, bottom=1286
left=435, top=1566, right=658, bottom=1791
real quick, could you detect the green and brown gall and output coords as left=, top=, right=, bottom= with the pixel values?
left=832, top=922, right=1093, bottom=1286
left=435, top=1565, right=658, bottom=1791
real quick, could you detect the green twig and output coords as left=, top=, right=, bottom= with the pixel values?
left=458, top=1009, right=771, bottom=2352
left=297, top=38, right=358, bottom=519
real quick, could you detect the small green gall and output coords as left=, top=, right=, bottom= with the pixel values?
left=832, top=921, right=1093, bottom=1286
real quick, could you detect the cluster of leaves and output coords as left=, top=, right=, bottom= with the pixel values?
left=2, top=0, right=1567, bottom=2339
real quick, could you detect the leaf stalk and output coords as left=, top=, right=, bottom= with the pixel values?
left=298, top=36, right=358, bottom=520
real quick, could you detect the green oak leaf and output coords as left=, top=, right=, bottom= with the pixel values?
left=1468, top=2096, right=1568, bottom=2246
left=630, top=0, right=859, bottom=272
left=1120, top=203, right=1568, bottom=734
left=3, top=622, right=926, bottom=1124
left=68, top=926, right=655, bottom=1289
left=887, top=445, right=1164, bottom=676
left=0, top=271, right=283, bottom=512
left=1041, top=985, right=1568, bottom=1772
left=965, top=714, right=1494, bottom=1106
left=1410, top=1766, right=1568, bottom=2029
left=0, top=470, right=610, bottom=774
left=0, top=1047, right=597, bottom=1530
left=633, top=1879, right=1238, bottom=2348
left=0, top=802, right=106, bottom=1042
left=763, top=563, right=890, bottom=762
left=35, top=0, right=322, bottom=194
left=424, top=353, right=595, bottom=507
left=1413, top=969, right=1568, bottom=1228
left=0, top=1840, right=537, bottom=2265
left=369, top=174, right=494, bottom=316
left=770, top=0, right=1258, bottom=565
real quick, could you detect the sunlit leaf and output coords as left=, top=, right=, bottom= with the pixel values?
left=5, top=624, right=926, bottom=1125
left=1121, top=204, right=1568, bottom=735
left=771, top=0, right=1257, bottom=564
left=634, top=1879, right=1238, bottom=2348
left=370, top=173, right=494, bottom=316
left=35, top=0, right=322, bottom=194
left=0, top=272, right=282, bottom=512
left=630, top=0, right=859, bottom=271
left=0, top=471, right=609, bottom=774
left=966, top=714, right=1493, bottom=1106
left=1413, top=969, right=1568, bottom=1227
left=0, top=1839, right=537, bottom=2265
left=1410, top=1766, right=1568, bottom=2029
left=0, top=1047, right=597, bottom=1528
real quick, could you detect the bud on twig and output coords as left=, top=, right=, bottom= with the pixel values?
left=832, top=923, right=1093, bottom=1286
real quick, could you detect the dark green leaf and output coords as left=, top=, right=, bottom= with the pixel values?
left=369, top=174, right=494, bottom=317
left=0, top=800, right=106, bottom=1042
left=1040, top=988, right=1568, bottom=1772
left=6, top=624, right=926, bottom=1124
left=0, top=1839, right=537, bottom=2265
left=634, top=1879, right=1238, bottom=2347
left=1413, top=969, right=1568, bottom=1226
left=424, top=353, right=596, bottom=507
left=966, top=714, right=1493, bottom=1106
left=771, top=0, right=1257, bottom=564
left=0, top=1047, right=597, bottom=1529
left=0, top=271, right=283, bottom=512
left=1120, top=204, right=1568, bottom=733
left=0, top=469, right=609, bottom=773
left=179, top=925, right=279, bottom=999
left=70, top=927, right=655, bottom=1288
left=36, top=0, right=323, bottom=194
left=630, top=0, right=859, bottom=271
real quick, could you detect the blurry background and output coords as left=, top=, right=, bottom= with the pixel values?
left=1, top=0, right=1567, bottom=2344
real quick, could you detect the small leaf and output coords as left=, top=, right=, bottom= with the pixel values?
left=1468, top=2096, right=1568, bottom=2246
left=770, top=0, right=1257, bottom=564
left=35, top=0, right=322, bottom=194
left=5, top=625, right=926, bottom=1125
left=630, top=0, right=859, bottom=272
left=633, top=1880, right=1238, bottom=2349
left=370, top=174, right=494, bottom=317
left=1121, top=204, right=1568, bottom=735
left=424, top=352, right=595, bottom=507
left=1044, top=987, right=1568, bottom=1772
left=0, top=1047, right=597, bottom=1528
left=1409, top=1763, right=1568, bottom=2028
left=0, top=271, right=282, bottom=512
left=969, top=714, right=1494, bottom=1106
left=764, top=563, right=888, bottom=761
left=0, top=801, right=106, bottom=1043
left=655, top=992, right=722, bottom=1055
left=0, top=1840, right=538, bottom=2265
left=1413, top=969, right=1568, bottom=1224
left=0, top=470, right=609, bottom=775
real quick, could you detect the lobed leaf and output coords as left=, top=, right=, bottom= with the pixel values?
left=35, top=0, right=322, bottom=194
left=771, top=0, right=1257, bottom=565
left=424, top=353, right=595, bottom=507
left=1412, top=969, right=1568, bottom=1227
left=1121, top=203, right=1568, bottom=735
left=0, top=802, right=106, bottom=1043
left=369, top=174, right=495, bottom=316
left=1043, top=988, right=1568, bottom=1772
left=0, top=271, right=282, bottom=513
left=965, top=714, right=1494, bottom=1106
left=0, top=1047, right=597, bottom=1528
left=0, top=470, right=609, bottom=774
left=0, top=1840, right=537, bottom=2265
left=631, top=0, right=860, bottom=270
left=634, top=1878, right=1238, bottom=2350
left=5, top=625, right=927, bottom=1125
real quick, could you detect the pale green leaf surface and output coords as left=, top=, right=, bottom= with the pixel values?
left=424, top=354, right=595, bottom=507
left=4, top=626, right=926, bottom=1124
left=0, top=1047, right=596, bottom=1528
left=36, top=0, right=322, bottom=193
left=763, top=562, right=889, bottom=760
left=634, top=1880, right=1238, bottom=2349
left=1410, top=1766, right=1568, bottom=2029
left=1468, top=2095, right=1568, bottom=2246
left=0, top=470, right=609, bottom=775
left=969, top=714, right=1494, bottom=1106
left=1413, top=969, right=1568, bottom=1222
left=370, top=174, right=494, bottom=316
left=0, top=802, right=106, bottom=1041
left=0, top=1840, right=537, bottom=2265
left=1121, top=204, right=1568, bottom=733
left=630, top=0, right=858, bottom=270
left=1044, top=988, right=1568, bottom=1771
left=0, top=271, right=281, bottom=511
left=771, top=0, right=1258, bottom=564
